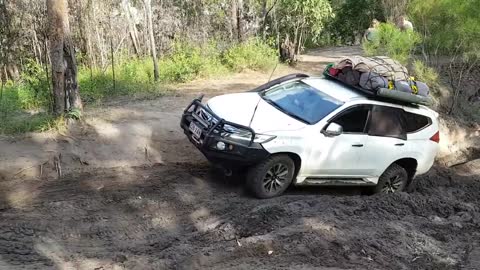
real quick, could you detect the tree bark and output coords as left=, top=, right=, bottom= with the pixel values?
left=144, top=0, right=159, bottom=81
left=47, top=0, right=82, bottom=115
left=86, top=0, right=96, bottom=69
left=122, top=0, right=141, bottom=57
left=33, top=28, right=43, bottom=67
left=77, top=0, right=88, bottom=58
left=230, top=0, right=238, bottom=40
left=236, top=0, right=244, bottom=42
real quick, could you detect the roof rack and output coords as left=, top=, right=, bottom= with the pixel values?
left=323, top=72, right=432, bottom=107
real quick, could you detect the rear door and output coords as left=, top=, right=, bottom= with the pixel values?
left=360, top=105, right=408, bottom=177
left=404, top=110, right=437, bottom=174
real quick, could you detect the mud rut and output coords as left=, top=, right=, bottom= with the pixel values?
left=1, top=47, right=479, bottom=270
left=1, top=164, right=479, bottom=269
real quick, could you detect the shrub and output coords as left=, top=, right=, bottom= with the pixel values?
left=223, top=39, right=278, bottom=72
left=412, top=60, right=439, bottom=84
left=0, top=113, right=63, bottom=134
left=159, top=43, right=206, bottom=82
left=159, top=41, right=228, bottom=82
left=362, top=22, right=421, bottom=64
left=2, top=39, right=279, bottom=134
left=411, top=60, right=441, bottom=98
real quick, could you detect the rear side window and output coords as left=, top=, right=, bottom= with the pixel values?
left=367, top=106, right=407, bottom=140
left=404, top=111, right=431, bottom=133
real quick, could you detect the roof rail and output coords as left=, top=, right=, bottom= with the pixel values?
left=249, top=73, right=309, bottom=93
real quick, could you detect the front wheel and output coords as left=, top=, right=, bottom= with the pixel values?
left=246, top=155, right=295, bottom=199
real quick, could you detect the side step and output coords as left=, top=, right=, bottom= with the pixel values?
left=303, top=178, right=376, bottom=186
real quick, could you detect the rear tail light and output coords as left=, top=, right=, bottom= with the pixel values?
left=430, top=131, right=440, bottom=143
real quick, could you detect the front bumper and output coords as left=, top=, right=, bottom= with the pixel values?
left=180, top=96, right=269, bottom=167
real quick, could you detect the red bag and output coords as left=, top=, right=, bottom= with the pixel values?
left=329, top=67, right=339, bottom=76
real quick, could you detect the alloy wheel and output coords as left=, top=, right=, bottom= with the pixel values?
left=381, top=174, right=404, bottom=194
left=263, top=164, right=289, bottom=193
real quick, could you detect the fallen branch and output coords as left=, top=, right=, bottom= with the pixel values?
left=12, top=165, right=38, bottom=178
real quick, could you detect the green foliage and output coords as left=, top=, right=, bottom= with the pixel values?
left=0, top=113, right=63, bottom=134
left=6, top=60, right=51, bottom=110
left=411, top=60, right=441, bottom=97
left=159, top=41, right=227, bottom=82
left=324, top=0, right=385, bottom=45
left=412, top=60, right=439, bottom=85
left=78, top=59, right=171, bottom=104
left=362, top=22, right=421, bottom=64
left=79, top=39, right=277, bottom=105
left=409, top=0, right=480, bottom=58
left=67, top=108, right=82, bottom=120
left=223, top=39, right=278, bottom=72
left=2, top=39, right=279, bottom=134
left=275, top=0, right=333, bottom=48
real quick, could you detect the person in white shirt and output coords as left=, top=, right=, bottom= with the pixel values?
left=397, top=16, right=413, bottom=31
left=364, top=19, right=380, bottom=42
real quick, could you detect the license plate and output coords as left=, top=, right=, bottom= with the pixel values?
left=189, top=122, right=202, bottom=139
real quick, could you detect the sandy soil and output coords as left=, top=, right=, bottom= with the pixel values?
left=0, top=46, right=479, bottom=269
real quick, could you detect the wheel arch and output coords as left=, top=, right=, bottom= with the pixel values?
left=271, top=152, right=302, bottom=179
left=391, top=158, right=418, bottom=183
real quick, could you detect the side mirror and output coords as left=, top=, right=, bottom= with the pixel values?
left=323, top=123, right=343, bottom=137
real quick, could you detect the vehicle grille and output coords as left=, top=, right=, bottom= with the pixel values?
left=193, top=107, right=217, bottom=128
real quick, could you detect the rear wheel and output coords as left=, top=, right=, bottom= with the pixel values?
left=247, top=155, right=295, bottom=199
left=371, top=164, right=408, bottom=194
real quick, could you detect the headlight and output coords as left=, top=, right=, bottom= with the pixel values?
left=222, top=125, right=276, bottom=144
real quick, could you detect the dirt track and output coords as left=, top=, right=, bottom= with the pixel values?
left=0, top=47, right=479, bottom=269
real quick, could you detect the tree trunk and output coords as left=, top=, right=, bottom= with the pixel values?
left=47, top=0, right=82, bottom=115
left=260, top=0, right=278, bottom=38
left=77, top=0, right=88, bottom=58
left=144, top=0, right=159, bottom=81
left=236, top=0, right=244, bottom=42
left=33, top=28, right=43, bottom=67
left=5, top=63, right=20, bottom=81
left=230, top=0, right=238, bottom=40
left=64, top=35, right=82, bottom=110
left=122, top=0, right=141, bottom=57
left=86, top=0, right=96, bottom=69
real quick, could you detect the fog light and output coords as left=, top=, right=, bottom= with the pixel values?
left=216, top=142, right=226, bottom=151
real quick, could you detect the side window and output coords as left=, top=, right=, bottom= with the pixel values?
left=404, top=111, right=431, bottom=133
left=332, top=105, right=370, bottom=133
left=367, top=106, right=407, bottom=140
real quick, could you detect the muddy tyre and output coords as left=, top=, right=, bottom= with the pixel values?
left=371, top=164, right=408, bottom=194
left=246, top=155, right=295, bottom=199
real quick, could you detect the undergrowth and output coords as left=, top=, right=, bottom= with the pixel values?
left=362, top=22, right=421, bottom=65
left=0, top=39, right=278, bottom=134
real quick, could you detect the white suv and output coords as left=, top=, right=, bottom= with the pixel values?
left=181, top=74, right=440, bottom=198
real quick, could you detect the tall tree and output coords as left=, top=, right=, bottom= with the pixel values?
left=47, top=0, right=82, bottom=115
left=122, top=0, right=141, bottom=57
left=144, top=0, right=159, bottom=81
left=236, top=0, right=245, bottom=41
left=276, top=0, right=333, bottom=60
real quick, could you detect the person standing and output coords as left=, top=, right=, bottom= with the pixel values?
left=364, top=19, right=380, bottom=42
left=397, top=16, right=414, bottom=31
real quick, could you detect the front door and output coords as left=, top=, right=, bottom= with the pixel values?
left=308, top=105, right=372, bottom=177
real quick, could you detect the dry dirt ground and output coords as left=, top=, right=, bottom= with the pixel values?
left=0, top=47, right=479, bottom=270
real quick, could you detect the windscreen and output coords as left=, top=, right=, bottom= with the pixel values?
left=261, top=81, right=343, bottom=124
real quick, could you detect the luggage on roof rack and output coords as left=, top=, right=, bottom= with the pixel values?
left=324, top=56, right=433, bottom=106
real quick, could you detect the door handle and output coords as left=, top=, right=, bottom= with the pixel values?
left=352, top=144, right=364, bottom=147
left=395, top=143, right=405, bottom=146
